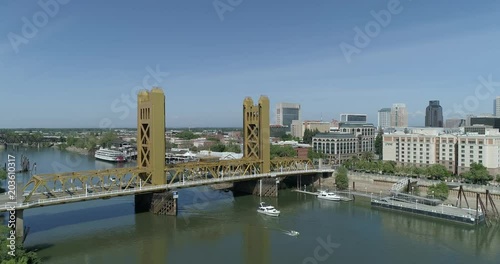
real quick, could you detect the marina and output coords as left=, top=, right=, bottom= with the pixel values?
left=294, top=188, right=487, bottom=225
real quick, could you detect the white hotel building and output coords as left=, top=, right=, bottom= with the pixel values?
left=382, top=126, right=500, bottom=175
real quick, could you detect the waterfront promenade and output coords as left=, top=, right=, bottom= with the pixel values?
left=318, top=172, right=500, bottom=212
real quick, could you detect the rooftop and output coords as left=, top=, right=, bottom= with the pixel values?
left=339, top=122, right=375, bottom=128
left=314, top=133, right=355, bottom=138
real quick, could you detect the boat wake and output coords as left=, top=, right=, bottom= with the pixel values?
left=253, top=225, right=300, bottom=237
left=281, top=229, right=300, bottom=237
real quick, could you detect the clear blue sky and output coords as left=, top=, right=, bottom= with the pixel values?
left=1, top=0, right=500, bottom=128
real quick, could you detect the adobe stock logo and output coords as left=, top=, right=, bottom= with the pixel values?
left=213, top=0, right=243, bottom=21
left=99, top=65, right=169, bottom=129
left=339, top=0, right=405, bottom=63
left=7, top=0, right=71, bottom=54
left=443, top=74, right=500, bottom=119
left=302, top=235, right=341, bottom=264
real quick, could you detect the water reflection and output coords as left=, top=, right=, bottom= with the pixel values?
left=378, top=208, right=500, bottom=261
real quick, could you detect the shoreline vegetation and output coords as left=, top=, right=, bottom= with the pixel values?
left=59, top=145, right=93, bottom=156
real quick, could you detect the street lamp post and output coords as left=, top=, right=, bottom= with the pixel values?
left=416, top=199, right=418, bottom=210
left=412, top=186, right=414, bottom=195
left=365, top=187, right=367, bottom=194
left=432, top=191, right=434, bottom=199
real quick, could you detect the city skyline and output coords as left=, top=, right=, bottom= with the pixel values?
left=1, top=1, right=500, bottom=128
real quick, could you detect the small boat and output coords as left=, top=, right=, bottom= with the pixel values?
left=257, top=202, right=280, bottom=217
left=285, top=230, right=300, bottom=236
left=317, top=190, right=342, bottom=201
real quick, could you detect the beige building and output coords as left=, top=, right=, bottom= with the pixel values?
left=291, top=120, right=330, bottom=139
left=313, top=123, right=376, bottom=164
left=383, top=127, right=500, bottom=175
left=391, top=103, right=408, bottom=128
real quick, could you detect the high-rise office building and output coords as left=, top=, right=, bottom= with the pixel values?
left=494, top=96, right=500, bottom=116
left=340, top=113, right=367, bottom=123
left=377, top=108, right=391, bottom=129
left=276, top=103, right=301, bottom=127
left=425, top=100, right=443, bottom=127
left=390, top=103, right=408, bottom=127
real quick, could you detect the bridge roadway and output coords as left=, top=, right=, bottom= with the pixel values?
left=0, top=168, right=333, bottom=212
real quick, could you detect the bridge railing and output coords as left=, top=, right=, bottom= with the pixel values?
left=19, top=157, right=323, bottom=203
left=2, top=167, right=335, bottom=210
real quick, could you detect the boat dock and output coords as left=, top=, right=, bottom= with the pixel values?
left=371, top=197, right=485, bottom=225
left=292, top=189, right=353, bottom=201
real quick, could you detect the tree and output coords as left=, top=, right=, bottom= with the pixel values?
left=382, top=161, right=395, bottom=174
left=225, top=143, right=242, bottom=153
left=189, top=146, right=198, bottom=152
left=344, top=155, right=359, bottom=170
left=166, top=141, right=178, bottom=150
left=374, top=129, right=383, bottom=159
left=66, top=136, right=77, bottom=146
left=428, top=182, right=449, bottom=201
left=303, top=128, right=320, bottom=145
left=279, top=133, right=293, bottom=141
left=270, top=145, right=297, bottom=159
left=425, top=164, right=451, bottom=180
left=211, top=143, right=226, bottom=152
left=307, top=148, right=325, bottom=160
left=0, top=226, right=41, bottom=264
left=176, top=131, right=199, bottom=140
left=496, top=175, right=500, bottom=183
left=462, top=162, right=493, bottom=185
left=0, top=168, right=6, bottom=181
left=335, top=166, right=349, bottom=190
left=98, top=131, right=118, bottom=148
left=0, top=168, right=6, bottom=193
left=360, top=152, right=374, bottom=162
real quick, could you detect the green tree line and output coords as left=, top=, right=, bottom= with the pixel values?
left=0, top=225, right=41, bottom=263
left=345, top=153, right=496, bottom=185
left=59, top=131, right=118, bottom=150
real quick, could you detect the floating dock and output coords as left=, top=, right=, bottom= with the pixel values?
left=371, top=197, right=485, bottom=225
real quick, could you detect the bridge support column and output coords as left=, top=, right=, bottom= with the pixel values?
left=16, top=210, right=24, bottom=240
left=135, top=191, right=178, bottom=216
left=234, top=179, right=278, bottom=197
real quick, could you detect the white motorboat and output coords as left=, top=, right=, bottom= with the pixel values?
left=285, top=230, right=300, bottom=236
left=317, top=191, right=342, bottom=201
left=95, top=148, right=126, bottom=162
left=257, top=202, right=280, bottom=217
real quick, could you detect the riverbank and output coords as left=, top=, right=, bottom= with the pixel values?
left=60, top=146, right=92, bottom=156
left=316, top=174, right=500, bottom=212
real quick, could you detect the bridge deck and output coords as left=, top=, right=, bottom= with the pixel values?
left=0, top=168, right=333, bottom=212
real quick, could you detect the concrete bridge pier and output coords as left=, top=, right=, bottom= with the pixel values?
left=15, top=209, right=24, bottom=240
left=135, top=191, right=178, bottom=216
left=233, top=178, right=280, bottom=197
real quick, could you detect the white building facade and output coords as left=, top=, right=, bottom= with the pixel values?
left=383, top=127, right=500, bottom=175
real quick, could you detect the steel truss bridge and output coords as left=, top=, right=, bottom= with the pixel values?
left=2, top=89, right=333, bottom=216
left=0, top=158, right=329, bottom=212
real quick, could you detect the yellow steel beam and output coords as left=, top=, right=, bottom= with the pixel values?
left=165, top=158, right=263, bottom=184
left=22, top=167, right=151, bottom=203
left=271, top=157, right=314, bottom=172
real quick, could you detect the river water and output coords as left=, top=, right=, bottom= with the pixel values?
left=1, top=147, right=499, bottom=264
